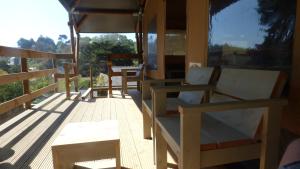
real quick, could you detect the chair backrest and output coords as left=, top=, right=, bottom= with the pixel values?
left=177, top=65, right=215, bottom=104
left=207, top=68, right=286, bottom=138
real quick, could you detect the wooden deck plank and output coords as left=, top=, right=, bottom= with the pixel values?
left=0, top=90, right=159, bottom=169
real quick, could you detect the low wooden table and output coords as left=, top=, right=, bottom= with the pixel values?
left=51, top=121, right=120, bottom=169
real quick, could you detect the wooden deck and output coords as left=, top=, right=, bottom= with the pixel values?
left=0, top=90, right=160, bottom=169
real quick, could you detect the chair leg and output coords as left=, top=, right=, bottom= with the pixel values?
left=142, top=106, right=152, bottom=139
left=156, top=124, right=167, bottom=169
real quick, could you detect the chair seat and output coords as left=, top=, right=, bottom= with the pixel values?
left=143, top=98, right=183, bottom=115
left=156, top=115, right=256, bottom=151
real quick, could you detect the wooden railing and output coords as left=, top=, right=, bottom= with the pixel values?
left=107, top=53, right=141, bottom=97
left=0, top=45, right=76, bottom=115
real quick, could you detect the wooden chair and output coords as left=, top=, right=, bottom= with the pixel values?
left=152, top=68, right=288, bottom=169
left=121, top=64, right=144, bottom=98
left=142, top=66, right=219, bottom=139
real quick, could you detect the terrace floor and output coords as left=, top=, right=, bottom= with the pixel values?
left=0, top=90, right=164, bottom=169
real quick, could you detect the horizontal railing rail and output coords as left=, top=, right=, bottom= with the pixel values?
left=0, top=45, right=76, bottom=115
left=0, top=83, right=58, bottom=114
left=0, top=69, right=57, bottom=85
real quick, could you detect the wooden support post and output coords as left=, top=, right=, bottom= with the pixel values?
left=138, top=16, right=143, bottom=63
left=69, top=13, right=79, bottom=92
left=89, top=64, right=93, bottom=98
left=21, top=58, right=31, bottom=109
left=64, top=64, right=71, bottom=99
left=186, top=0, right=209, bottom=69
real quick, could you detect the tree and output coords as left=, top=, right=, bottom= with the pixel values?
left=56, top=34, right=71, bottom=54
left=34, top=36, right=57, bottom=52
left=17, top=38, right=35, bottom=49
left=79, top=34, right=136, bottom=77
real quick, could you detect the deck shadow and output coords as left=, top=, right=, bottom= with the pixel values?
left=0, top=93, right=63, bottom=138
left=12, top=98, right=80, bottom=168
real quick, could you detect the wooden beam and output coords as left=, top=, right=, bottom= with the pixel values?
left=75, top=15, right=88, bottom=32
left=72, top=8, right=139, bottom=15
left=0, top=69, right=56, bottom=85
left=0, top=46, right=56, bottom=59
left=0, top=83, right=58, bottom=115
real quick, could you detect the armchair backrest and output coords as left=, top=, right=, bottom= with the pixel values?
left=207, top=68, right=287, bottom=138
left=177, top=66, right=215, bottom=104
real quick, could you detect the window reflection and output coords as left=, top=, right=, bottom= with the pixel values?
left=208, top=0, right=296, bottom=70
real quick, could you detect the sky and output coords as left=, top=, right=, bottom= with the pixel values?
left=210, top=0, right=267, bottom=48
left=0, top=0, right=135, bottom=47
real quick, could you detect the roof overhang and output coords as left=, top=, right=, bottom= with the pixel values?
left=59, top=0, right=144, bottom=33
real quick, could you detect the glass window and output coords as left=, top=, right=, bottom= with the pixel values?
left=208, top=0, right=296, bottom=71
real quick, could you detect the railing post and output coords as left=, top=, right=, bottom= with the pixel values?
left=52, top=58, right=58, bottom=92
left=89, top=64, right=93, bottom=98
left=64, top=64, right=71, bottom=99
left=21, top=58, right=31, bottom=109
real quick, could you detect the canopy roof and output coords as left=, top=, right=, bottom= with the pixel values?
left=58, top=0, right=237, bottom=34
left=59, top=0, right=143, bottom=33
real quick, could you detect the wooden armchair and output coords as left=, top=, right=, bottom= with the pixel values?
left=142, top=66, right=218, bottom=139
left=153, top=68, right=288, bottom=169
left=121, top=64, right=144, bottom=98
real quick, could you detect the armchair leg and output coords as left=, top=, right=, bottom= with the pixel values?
left=156, top=124, right=167, bottom=169
left=142, top=106, right=152, bottom=139
left=260, top=106, right=282, bottom=169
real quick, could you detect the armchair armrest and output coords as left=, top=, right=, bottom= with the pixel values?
left=121, top=68, right=140, bottom=76
left=151, top=84, right=215, bottom=93
left=142, top=78, right=185, bottom=85
left=178, top=98, right=288, bottom=114
left=142, top=78, right=185, bottom=100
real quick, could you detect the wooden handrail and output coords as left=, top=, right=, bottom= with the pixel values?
left=0, top=45, right=57, bottom=59
left=0, top=69, right=56, bottom=85
left=0, top=45, right=76, bottom=114
left=55, top=54, right=74, bottom=59
left=0, top=83, right=58, bottom=115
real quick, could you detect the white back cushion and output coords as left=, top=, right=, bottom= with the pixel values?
left=178, top=66, right=214, bottom=104
left=208, top=68, right=280, bottom=138
left=216, top=68, right=280, bottom=99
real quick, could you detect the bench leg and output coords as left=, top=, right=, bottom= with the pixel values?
left=143, top=106, right=152, bottom=139
left=156, top=124, right=167, bottom=169
left=115, top=141, right=121, bottom=169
